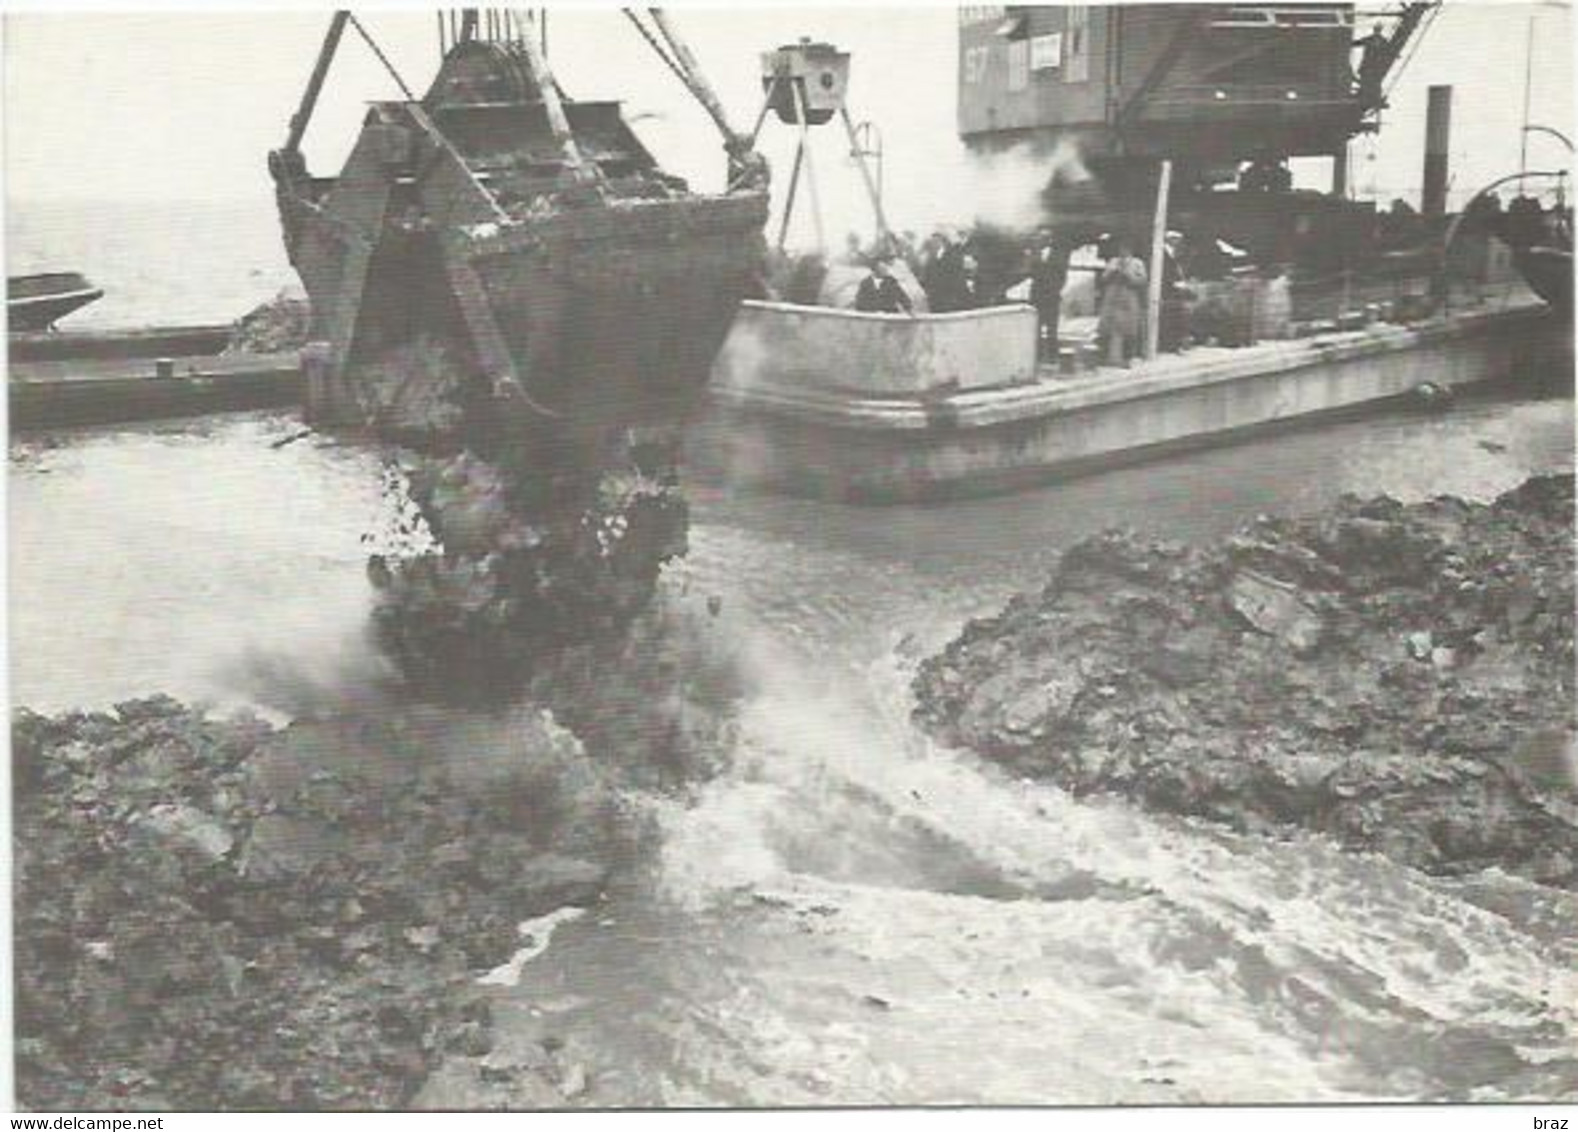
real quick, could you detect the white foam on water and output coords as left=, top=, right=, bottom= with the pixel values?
left=477, top=907, right=588, bottom=988
left=11, top=397, right=1575, bottom=1106
left=644, top=624, right=1578, bottom=1103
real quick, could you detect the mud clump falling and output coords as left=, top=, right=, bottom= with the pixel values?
left=353, top=334, right=694, bottom=707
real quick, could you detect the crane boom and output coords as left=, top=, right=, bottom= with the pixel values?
left=283, top=11, right=350, bottom=156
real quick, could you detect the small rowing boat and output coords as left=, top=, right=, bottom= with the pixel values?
left=7, top=272, right=104, bottom=332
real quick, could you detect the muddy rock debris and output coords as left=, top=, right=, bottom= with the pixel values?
left=11, top=697, right=623, bottom=1111
left=914, top=475, right=1577, bottom=886
left=225, top=292, right=311, bottom=355
left=367, top=441, right=692, bottom=706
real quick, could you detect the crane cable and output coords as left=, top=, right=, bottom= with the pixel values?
left=348, top=12, right=417, bottom=102
left=1382, top=2, right=1443, bottom=103
left=629, top=7, right=752, bottom=160
left=621, top=9, right=693, bottom=91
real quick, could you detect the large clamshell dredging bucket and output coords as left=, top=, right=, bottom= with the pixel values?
left=272, top=28, right=770, bottom=448
left=454, top=191, right=771, bottom=430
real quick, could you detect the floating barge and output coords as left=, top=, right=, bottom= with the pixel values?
left=688, top=6, right=1573, bottom=503
left=8, top=323, right=232, bottom=365
left=8, top=347, right=301, bottom=431
left=690, top=290, right=1568, bottom=503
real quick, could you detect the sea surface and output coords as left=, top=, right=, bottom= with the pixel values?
left=7, top=197, right=298, bottom=329
left=8, top=199, right=1578, bottom=1105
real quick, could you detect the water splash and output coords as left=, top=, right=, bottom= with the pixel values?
left=11, top=399, right=1574, bottom=1106
left=478, top=908, right=590, bottom=987
left=634, top=623, right=1578, bottom=1103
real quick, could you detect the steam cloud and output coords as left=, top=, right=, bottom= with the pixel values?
left=924, top=137, right=1096, bottom=235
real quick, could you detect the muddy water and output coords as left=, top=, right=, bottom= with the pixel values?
left=10, top=393, right=1578, bottom=1104
left=9, top=416, right=391, bottom=717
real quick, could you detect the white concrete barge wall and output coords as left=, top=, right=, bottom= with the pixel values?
left=694, top=300, right=1567, bottom=503
left=713, top=300, right=1038, bottom=397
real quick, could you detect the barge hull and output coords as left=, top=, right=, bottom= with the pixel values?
left=8, top=324, right=233, bottom=365
left=691, top=300, right=1570, bottom=504
left=9, top=354, right=301, bottom=431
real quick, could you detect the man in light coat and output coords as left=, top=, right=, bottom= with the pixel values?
left=1097, top=237, right=1148, bottom=367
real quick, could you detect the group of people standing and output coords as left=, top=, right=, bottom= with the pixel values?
left=849, top=223, right=1203, bottom=370
left=844, top=230, right=976, bottom=314
left=848, top=228, right=995, bottom=314
left=917, top=233, right=990, bottom=313
left=1023, top=228, right=1175, bottom=368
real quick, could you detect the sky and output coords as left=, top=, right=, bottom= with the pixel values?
left=3, top=2, right=1573, bottom=244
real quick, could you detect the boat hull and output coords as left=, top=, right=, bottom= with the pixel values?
left=1513, top=246, right=1573, bottom=314
left=8, top=273, right=104, bottom=332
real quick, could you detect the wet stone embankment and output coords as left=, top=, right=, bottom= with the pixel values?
left=12, top=697, right=620, bottom=1110
left=915, top=476, right=1577, bottom=887
left=11, top=586, right=740, bottom=1111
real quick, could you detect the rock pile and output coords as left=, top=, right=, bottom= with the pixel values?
left=915, top=476, right=1576, bottom=886
left=486, top=164, right=691, bottom=220
left=226, top=293, right=311, bottom=355
left=12, top=696, right=619, bottom=1110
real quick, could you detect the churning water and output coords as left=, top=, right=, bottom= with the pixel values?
left=10, top=394, right=1577, bottom=1105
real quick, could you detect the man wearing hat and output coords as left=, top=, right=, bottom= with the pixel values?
left=1097, top=235, right=1148, bottom=367
left=854, top=255, right=914, bottom=314
left=1160, top=229, right=1193, bottom=352
left=1028, top=228, right=1071, bottom=362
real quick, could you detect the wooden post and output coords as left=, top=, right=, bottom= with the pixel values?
left=283, top=12, right=350, bottom=156
left=301, top=340, right=334, bottom=426
left=1520, top=14, right=1535, bottom=174
left=1145, top=158, right=1172, bottom=361
left=649, top=9, right=748, bottom=151
left=1422, top=85, right=1452, bottom=216
left=747, top=78, right=777, bottom=149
